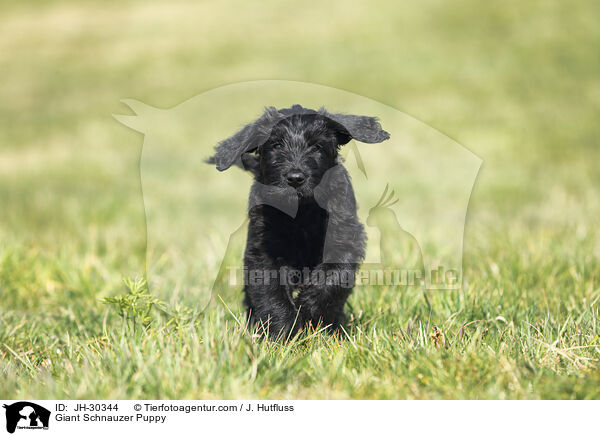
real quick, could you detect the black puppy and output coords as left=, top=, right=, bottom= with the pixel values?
left=209, top=105, right=389, bottom=337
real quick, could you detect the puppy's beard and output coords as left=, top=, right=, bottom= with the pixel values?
left=250, top=183, right=299, bottom=217
left=295, top=184, right=314, bottom=199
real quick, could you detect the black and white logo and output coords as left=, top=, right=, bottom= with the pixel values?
left=3, top=402, right=50, bottom=434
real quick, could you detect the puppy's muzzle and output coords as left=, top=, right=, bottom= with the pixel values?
left=286, top=171, right=306, bottom=187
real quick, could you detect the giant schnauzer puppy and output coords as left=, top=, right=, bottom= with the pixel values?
left=208, top=105, right=389, bottom=338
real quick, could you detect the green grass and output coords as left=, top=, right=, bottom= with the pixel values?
left=1, top=0, right=600, bottom=399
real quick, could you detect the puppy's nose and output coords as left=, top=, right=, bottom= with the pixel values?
left=286, top=171, right=306, bottom=186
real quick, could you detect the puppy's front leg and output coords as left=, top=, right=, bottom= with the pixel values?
left=243, top=260, right=301, bottom=338
left=296, top=260, right=359, bottom=331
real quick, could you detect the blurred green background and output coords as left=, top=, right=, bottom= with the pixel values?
left=1, top=0, right=599, bottom=399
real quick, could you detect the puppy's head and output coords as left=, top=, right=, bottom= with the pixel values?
left=208, top=105, right=390, bottom=197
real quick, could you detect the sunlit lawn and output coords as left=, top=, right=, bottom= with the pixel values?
left=1, top=0, right=599, bottom=399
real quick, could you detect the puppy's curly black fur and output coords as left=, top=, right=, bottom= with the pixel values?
left=208, top=105, right=389, bottom=338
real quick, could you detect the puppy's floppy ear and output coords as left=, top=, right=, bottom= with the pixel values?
left=240, top=152, right=260, bottom=177
left=319, top=108, right=390, bottom=145
left=207, top=106, right=284, bottom=171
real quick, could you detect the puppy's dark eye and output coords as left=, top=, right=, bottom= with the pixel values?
left=273, top=143, right=282, bottom=150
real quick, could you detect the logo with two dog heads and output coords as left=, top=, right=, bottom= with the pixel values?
left=3, top=402, right=50, bottom=433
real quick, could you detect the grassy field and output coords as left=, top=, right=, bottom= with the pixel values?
left=1, top=0, right=600, bottom=399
